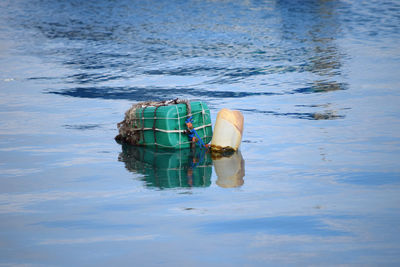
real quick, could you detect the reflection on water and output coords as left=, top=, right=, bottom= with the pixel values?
left=278, top=0, right=344, bottom=78
left=119, top=145, right=212, bottom=189
left=1, top=0, right=400, bottom=265
left=213, top=151, right=245, bottom=188
left=119, top=145, right=246, bottom=189
left=22, top=0, right=348, bottom=100
left=239, top=107, right=344, bottom=120
left=35, top=0, right=349, bottom=125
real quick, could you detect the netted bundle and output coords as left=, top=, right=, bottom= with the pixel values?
left=115, top=99, right=212, bottom=149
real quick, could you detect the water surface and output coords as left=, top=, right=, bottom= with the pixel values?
left=0, top=0, right=400, bottom=266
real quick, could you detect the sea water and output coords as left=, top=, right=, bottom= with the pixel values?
left=0, top=0, right=399, bottom=265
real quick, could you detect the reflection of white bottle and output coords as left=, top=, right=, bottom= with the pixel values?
left=211, top=108, right=244, bottom=153
left=214, top=151, right=245, bottom=188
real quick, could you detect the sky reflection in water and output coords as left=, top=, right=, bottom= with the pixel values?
left=0, top=0, right=400, bottom=265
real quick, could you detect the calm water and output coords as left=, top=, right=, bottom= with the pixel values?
left=1, top=0, right=400, bottom=265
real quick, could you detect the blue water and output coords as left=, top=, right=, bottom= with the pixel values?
left=1, top=0, right=400, bottom=265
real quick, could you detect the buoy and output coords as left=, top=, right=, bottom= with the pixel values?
left=211, top=108, right=244, bottom=154
left=214, top=151, right=245, bottom=188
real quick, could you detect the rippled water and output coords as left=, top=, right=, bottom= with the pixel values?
left=1, top=0, right=400, bottom=265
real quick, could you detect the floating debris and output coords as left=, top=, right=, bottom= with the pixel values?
left=115, top=99, right=212, bottom=149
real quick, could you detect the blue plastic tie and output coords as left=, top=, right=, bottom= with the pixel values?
left=185, top=117, right=206, bottom=148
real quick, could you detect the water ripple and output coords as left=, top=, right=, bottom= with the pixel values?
left=48, top=80, right=347, bottom=102
left=238, top=108, right=344, bottom=121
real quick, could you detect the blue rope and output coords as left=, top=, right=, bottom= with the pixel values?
left=185, top=116, right=206, bottom=148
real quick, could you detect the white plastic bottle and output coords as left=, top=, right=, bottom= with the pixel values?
left=211, top=108, right=244, bottom=153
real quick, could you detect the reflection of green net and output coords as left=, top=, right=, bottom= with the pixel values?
left=119, top=144, right=212, bottom=189
left=115, top=99, right=192, bottom=146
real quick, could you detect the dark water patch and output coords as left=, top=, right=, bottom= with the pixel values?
left=312, top=112, right=344, bottom=120
left=63, top=124, right=101, bottom=130
left=205, top=65, right=311, bottom=85
left=48, top=81, right=347, bottom=102
left=295, top=104, right=331, bottom=108
left=144, top=66, right=226, bottom=76
left=223, top=67, right=267, bottom=78
left=27, top=76, right=59, bottom=81
left=238, top=108, right=344, bottom=121
left=66, top=73, right=125, bottom=84
left=48, top=86, right=281, bottom=101
left=50, top=87, right=186, bottom=102
left=35, top=23, right=117, bottom=42
left=63, top=60, right=107, bottom=70
left=200, top=216, right=349, bottom=236
left=61, top=52, right=139, bottom=71
left=309, top=47, right=343, bottom=75
left=292, top=81, right=347, bottom=94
